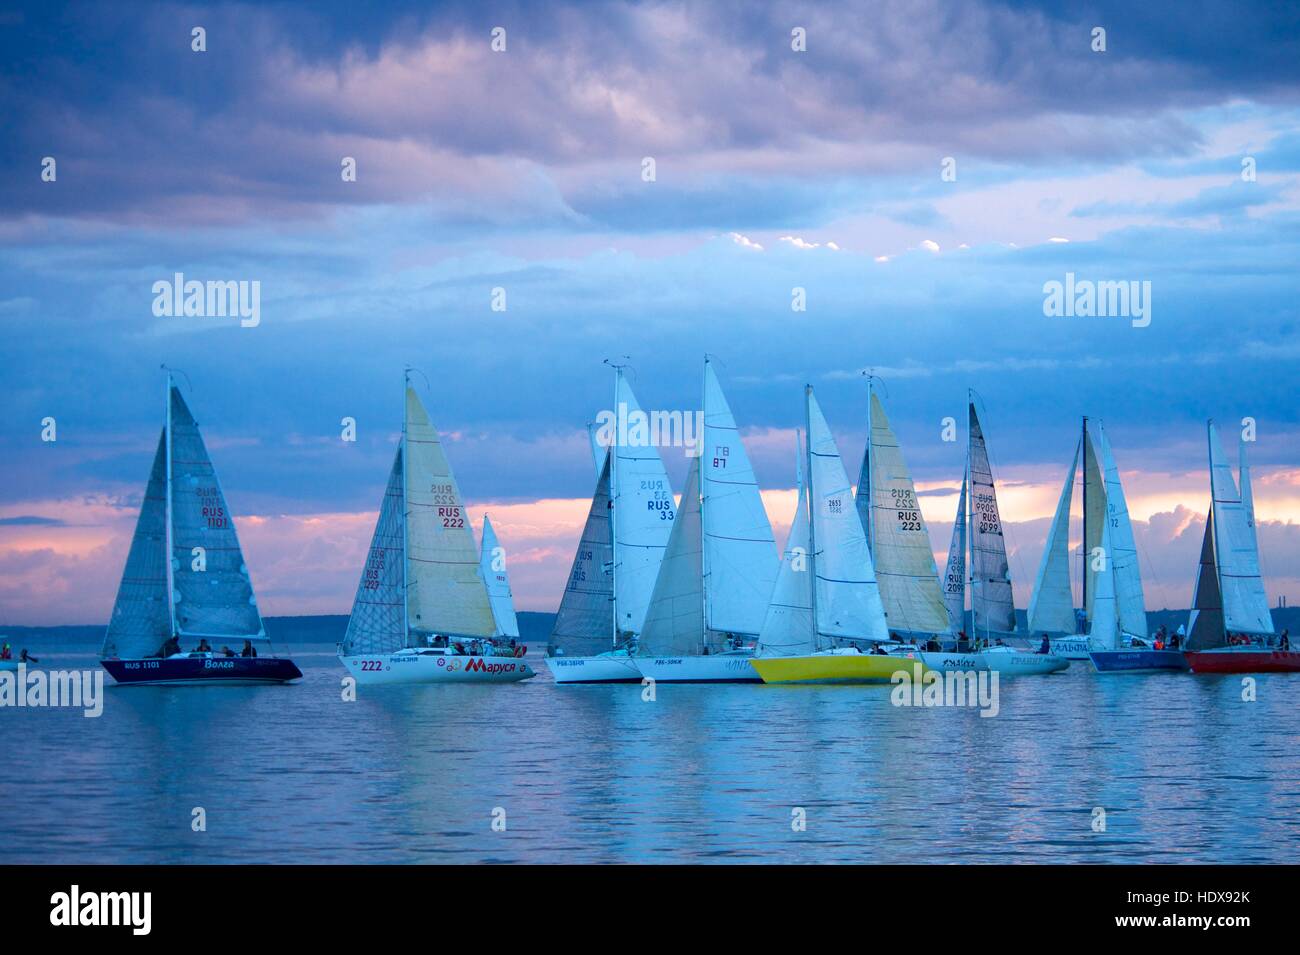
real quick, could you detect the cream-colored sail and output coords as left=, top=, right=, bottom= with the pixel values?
left=638, top=456, right=705, bottom=656
left=1208, top=422, right=1272, bottom=635
left=1027, top=438, right=1079, bottom=636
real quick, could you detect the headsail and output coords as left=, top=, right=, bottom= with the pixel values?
left=701, top=360, right=777, bottom=638
left=807, top=388, right=888, bottom=644
left=1027, top=438, right=1079, bottom=636
left=1240, top=438, right=1260, bottom=558
left=341, top=448, right=407, bottom=655
left=638, top=455, right=705, bottom=656
left=480, top=514, right=520, bottom=639
left=168, top=386, right=264, bottom=640
left=856, top=390, right=948, bottom=634
left=967, top=402, right=1016, bottom=634
left=1088, top=515, right=1121, bottom=650
left=1094, top=422, right=1147, bottom=639
left=1185, top=510, right=1225, bottom=651
left=942, top=475, right=967, bottom=632
left=1081, top=426, right=1106, bottom=621
left=404, top=386, right=497, bottom=639
left=102, top=431, right=172, bottom=659
left=756, top=448, right=815, bottom=657
left=609, top=370, right=676, bottom=641
left=1208, top=422, right=1273, bottom=634
left=548, top=454, right=614, bottom=656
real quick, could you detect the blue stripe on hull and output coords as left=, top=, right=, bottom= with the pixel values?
left=101, top=657, right=302, bottom=685
left=1088, top=650, right=1188, bottom=673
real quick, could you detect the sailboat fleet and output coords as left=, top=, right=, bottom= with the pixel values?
left=96, top=365, right=1298, bottom=689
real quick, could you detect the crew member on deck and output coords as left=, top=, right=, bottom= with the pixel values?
left=241, top=639, right=257, bottom=658
left=19, top=648, right=38, bottom=663
left=0, top=642, right=11, bottom=660
left=1038, top=633, right=1050, bottom=654
left=196, top=638, right=212, bottom=653
left=156, top=634, right=181, bottom=658
left=1280, top=629, right=1290, bottom=651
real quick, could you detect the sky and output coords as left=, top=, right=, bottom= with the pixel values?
left=1, top=0, right=1298, bottom=626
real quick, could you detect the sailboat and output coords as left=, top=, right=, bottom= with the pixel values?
left=919, top=398, right=1067, bottom=676
left=100, top=373, right=302, bottom=685
left=337, top=378, right=535, bottom=684
left=750, top=386, right=921, bottom=684
left=634, top=359, right=777, bottom=683
left=480, top=514, right=520, bottom=641
left=1184, top=422, right=1297, bottom=673
left=546, top=364, right=677, bottom=683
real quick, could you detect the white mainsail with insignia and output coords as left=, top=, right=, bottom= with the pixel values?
left=967, top=402, right=1016, bottom=634
left=638, top=456, right=705, bottom=656
left=480, top=514, right=520, bottom=639
left=340, top=448, right=406, bottom=655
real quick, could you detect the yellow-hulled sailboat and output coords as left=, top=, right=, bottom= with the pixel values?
left=749, top=386, right=926, bottom=684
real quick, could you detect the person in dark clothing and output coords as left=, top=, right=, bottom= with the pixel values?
left=1281, top=629, right=1290, bottom=651
left=1038, top=633, right=1051, bottom=654
left=196, top=638, right=212, bottom=653
left=240, top=640, right=257, bottom=658
left=156, top=635, right=181, bottom=658
left=19, top=648, right=38, bottom=663
left=220, top=645, right=235, bottom=657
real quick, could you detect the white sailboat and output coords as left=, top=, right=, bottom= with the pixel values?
left=480, top=514, right=520, bottom=640
left=546, top=364, right=676, bottom=683
left=337, top=378, right=534, bottom=684
left=635, top=359, right=778, bottom=683
left=100, top=372, right=301, bottom=685
left=750, top=386, right=918, bottom=683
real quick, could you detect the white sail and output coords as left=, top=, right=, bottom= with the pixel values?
left=756, top=470, right=815, bottom=657
left=610, top=371, right=676, bottom=640
left=1028, top=439, right=1079, bottom=636
left=404, top=386, right=497, bottom=638
left=856, top=390, right=948, bottom=634
left=1082, top=426, right=1106, bottom=622
left=807, top=388, right=889, bottom=643
left=1185, top=510, right=1225, bottom=651
left=480, top=514, right=520, bottom=639
left=1094, top=422, right=1147, bottom=639
left=168, top=386, right=265, bottom=640
left=549, top=454, right=615, bottom=657
left=1240, top=438, right=1260, bottom=559
left=942, top=476, right=967, bottom=632
left=587, top=422, right=606, bottom=478
left=701, top=360, right=777, bottom=638
left=102, top=431, right=172, bottom=659
left=341, top=447, right=407, bottom=655
left=1088, top=515, right=1121, bottom=650
left=1208, top=422, right=1273, bottom=634
left=639, top=456, right=705, bottom=656
left=967, top=403, right=1016, bottom=634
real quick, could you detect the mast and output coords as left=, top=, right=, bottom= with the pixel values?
left=700, top=355, right=710, bottom=653
left=805, top=386, right=819, bottom=647
left=609, top=362, right=621, bottom=649
left=865, top=375, right=874, bottom=556
left=1080, top=415, right=1088, bottom=623
left=163, top=367, right=177, bottom=639
left=966, top=392, right=974, bottom=641
left=401, top=368, right=411, bottom=646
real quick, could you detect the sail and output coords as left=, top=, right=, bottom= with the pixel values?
left=549, top=454, right=615, bottom=656
left=1208, top=422, right=1273, bottom=634
left=587, top=422, right=606, bottom=478
left=404, top=386, right=497, bottom=638
left=756, top=476, right=815, bottom=657
left=1027, top=439, right=1079, bottom=636
left=168, top=386, right=264, bottom=640
left=610, top=372, right=676, bottom=640
left=1088, top=516, right=1121, bottom=650
left=942, top=476, right=967, bottom=632
left=341, top=448, right=407, bottom=655
left=1185, top=510, right=1225, bottom=651
left=638, top=456, right=705, bottom=656
left=857, top=391, right=948, bottom=634
left=967, top=403, right=1016, bottom=633
left=1082, top=426, right=1106, bottom=621
left=480, top=514, right=520, bottom=639
left=1240, top=439, right=1260, bottom=559
left=807, top=388, right=889, bottom=643
left=102, top=431, right=173, bottom=659
left=701, top=361, right=777, bottom=637
left=1094, top=423, right=1147, bottom=638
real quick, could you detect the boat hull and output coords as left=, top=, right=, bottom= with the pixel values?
left=101, top=657, right=302, bottom=686
left=918, top=648, right=1069, bottom=675
left=749, top=653, right=922, bottom=685
left=1045, top=636, right=1093, bottom=660
left=635, top=654, right=762, bottom=683
left=1089, top=649, right=1189, bottom=673
left=545, top=653, right=642, bottom=684
left=0, top=659, right=18, bottom=672
left=1185, top=649, right=1300, bottom=674
left=340, top=653, right=535, bottom=684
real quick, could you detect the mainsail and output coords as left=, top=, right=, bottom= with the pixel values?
left=856, top=389, right=949, bottom=634
left=967, top=402, right=1016, bottom=634
left=1081, top=425, right=1106, bottom=621
left=1240, top=438, right=1260, bottom=559
left=1208, top=422, right=1273, bottom=635
left=1027, top=438, right=1079, bottom=636
left=403, top=386, right=497, bottom=639
left=1094, top=423, right=1147, bottom=638
left=1088, top=516, right=1121, bottom=650
left=638, top=456, right=705, bottom=656
left=340, top=448, right=406, bottom=655
left=480, top=514, right=520, bottom=639
left=942, top=476, right=967, bottom=632
left=102, top=431, right=172, bottom=659
left=168, top=386, right=264, bottom=640
left=609, top=369, right=676, bottom=641
left=701, top=359, right=777, bottom=638
left=1185, top=510, right=1224, bottom=651
left=756, top=447, right=815, bottom=657
left=807, top=387, right=889, bottom=644
left=548, top=454, right=615, bottom=656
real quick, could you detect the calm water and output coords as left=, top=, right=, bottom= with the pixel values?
left=3, top=633, right=1299, bottom=864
